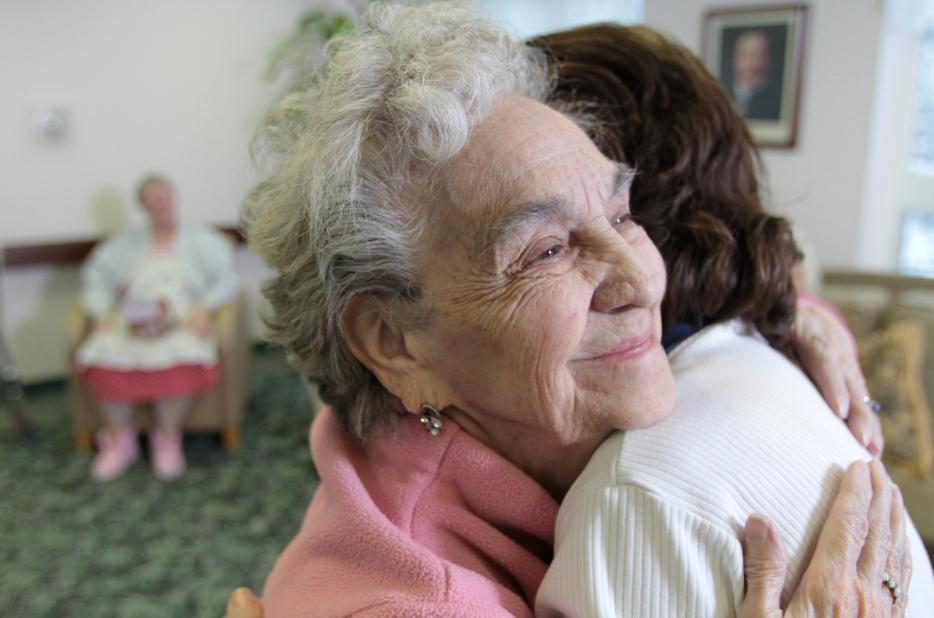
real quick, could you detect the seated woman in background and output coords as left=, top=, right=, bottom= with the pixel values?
left=229, top=3, right=909, bottom=616
left=75, top=174, right=238, bottom=482
left=532, top=23, right=933, bottom=616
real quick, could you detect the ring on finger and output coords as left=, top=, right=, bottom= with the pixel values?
left=862, top=395, right=883, bottom=414
left=882, top=571, right=902, bottom=604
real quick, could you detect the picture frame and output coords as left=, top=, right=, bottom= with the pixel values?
left=703, top=4, right=809, bottom=148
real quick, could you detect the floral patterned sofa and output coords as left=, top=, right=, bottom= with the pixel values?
left=820, top=270, right=934, bottom=548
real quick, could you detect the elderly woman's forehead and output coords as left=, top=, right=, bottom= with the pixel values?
left=421, top=97, right=626, bottom=261
left=445, top=104, right=599, bottom=197
left=446, top=162, right=635, bottom=264
left=443, top=148, right=626, bottom=220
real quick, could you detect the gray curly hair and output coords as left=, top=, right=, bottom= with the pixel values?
left=242, top=1, right=551, bottom=439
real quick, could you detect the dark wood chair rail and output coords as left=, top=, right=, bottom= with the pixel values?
left=1, top=225, right=245, bottom=269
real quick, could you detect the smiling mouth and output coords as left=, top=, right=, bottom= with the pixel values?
left=579, top=332, right=656, bottom=363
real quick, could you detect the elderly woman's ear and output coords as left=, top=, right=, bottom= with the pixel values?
left=341, top=294, right=443, bottom=415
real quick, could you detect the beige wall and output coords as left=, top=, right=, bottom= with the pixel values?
left=0, top=0, right=310, bottom=244
left=473, top=0, right=642, bottom=37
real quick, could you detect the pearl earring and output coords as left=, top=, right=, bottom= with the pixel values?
left=419, top=404, right=443, bottom=436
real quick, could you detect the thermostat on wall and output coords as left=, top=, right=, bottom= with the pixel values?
left=30, top=106, right=69, bottom=142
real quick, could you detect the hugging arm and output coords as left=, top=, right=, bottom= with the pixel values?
left=537, top=483, right=746, bottom=617
left=536, top=462, right=909, bottom=617
left=740, top=461, right=910, bottom=617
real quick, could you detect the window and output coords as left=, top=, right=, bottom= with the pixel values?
left=898, top=210, right=934, bottom=276
left=471, top=0, right=643, bottom=38
left=910, top=28, right=934, bottom=172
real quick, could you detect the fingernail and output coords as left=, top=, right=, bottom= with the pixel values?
left=859, top=429, right=870, bottom=448
left=837, top=397, right=849, bottom=419
left=230, top=588, right=255, bottom=609
left=746, top=514, right=769, bottom=543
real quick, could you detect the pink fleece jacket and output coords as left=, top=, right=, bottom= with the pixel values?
left=262, top=406, right=558, bottom=617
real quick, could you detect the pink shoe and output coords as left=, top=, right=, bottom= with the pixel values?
left=91, top=429, right=140, bottom=481
left=150, top=429, right=186, bottom=481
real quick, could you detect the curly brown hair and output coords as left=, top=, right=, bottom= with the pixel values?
left=530, top=24, right=799, bottom=353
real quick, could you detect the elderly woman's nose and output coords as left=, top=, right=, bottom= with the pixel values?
left=591, top=240, right=660, bottom=314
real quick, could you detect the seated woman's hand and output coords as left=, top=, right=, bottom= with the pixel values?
left=739, top=460, right=911, bottom=617
left=124, top=298, right=175, bottom=338
left=224, top=587, right=262, bottom=618
left=792, top=300, right=883, bottom=456
left=92, top=314, right=117, bottom=335
left=186, top=304, right=213, bottom=339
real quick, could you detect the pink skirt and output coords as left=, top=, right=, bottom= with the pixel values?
left=79, top=363, right=219, bottom=403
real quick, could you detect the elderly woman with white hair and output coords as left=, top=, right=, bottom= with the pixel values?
left=235, top=2, right=914, bottom=616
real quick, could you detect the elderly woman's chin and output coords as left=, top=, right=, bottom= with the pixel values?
left=589, top=337, right=677, bottom=432
left=627, top=352, right=677, bottom=430
left=566, top=311, right=676, bottom=435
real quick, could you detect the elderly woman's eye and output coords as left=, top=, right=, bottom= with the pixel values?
left=613, top=213, right=636, bottom=228
left=541, top=245, right=563, bottom=259
left=534, top=244, right=566, bottom=262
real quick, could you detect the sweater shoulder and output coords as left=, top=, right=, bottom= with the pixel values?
left=263, top=410, right=541, bottom=618
left=568, top=321, right=843, bottom=526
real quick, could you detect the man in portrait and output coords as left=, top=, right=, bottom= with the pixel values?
left=722, top=27, right=786, bottom=121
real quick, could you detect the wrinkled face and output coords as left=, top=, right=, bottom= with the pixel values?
left=733, top=31, right=771, bottom=88
left=140, top=181, right=177, bottom=231
left=408, top=96, right=676, bottom=447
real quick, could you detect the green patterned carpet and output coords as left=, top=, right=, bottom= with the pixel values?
left=7, top=348, right=933, bottom=617
left=0, top=347, right=319, bottom=618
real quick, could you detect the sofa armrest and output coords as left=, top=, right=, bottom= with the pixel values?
left=65, top=305, right=91, bottom=361
left=214, top=293, right=251, bottom=425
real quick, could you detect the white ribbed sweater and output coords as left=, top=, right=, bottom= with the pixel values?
left=536, top=321, right=934, bottom=617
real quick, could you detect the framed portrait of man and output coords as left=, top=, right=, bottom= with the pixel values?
left=703, top=5, right=809, bottom=148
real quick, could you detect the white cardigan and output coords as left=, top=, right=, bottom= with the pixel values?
left=536, top=321, right=934, bottom=617
left=80, top=223, right=238, bottom=318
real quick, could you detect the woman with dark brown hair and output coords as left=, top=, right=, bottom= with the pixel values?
left=530, top=24, right=934, bottom=616
left=533, top=24, right=880, bottom=448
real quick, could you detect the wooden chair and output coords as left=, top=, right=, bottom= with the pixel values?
left=66, top=294, right=251, bottom=452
